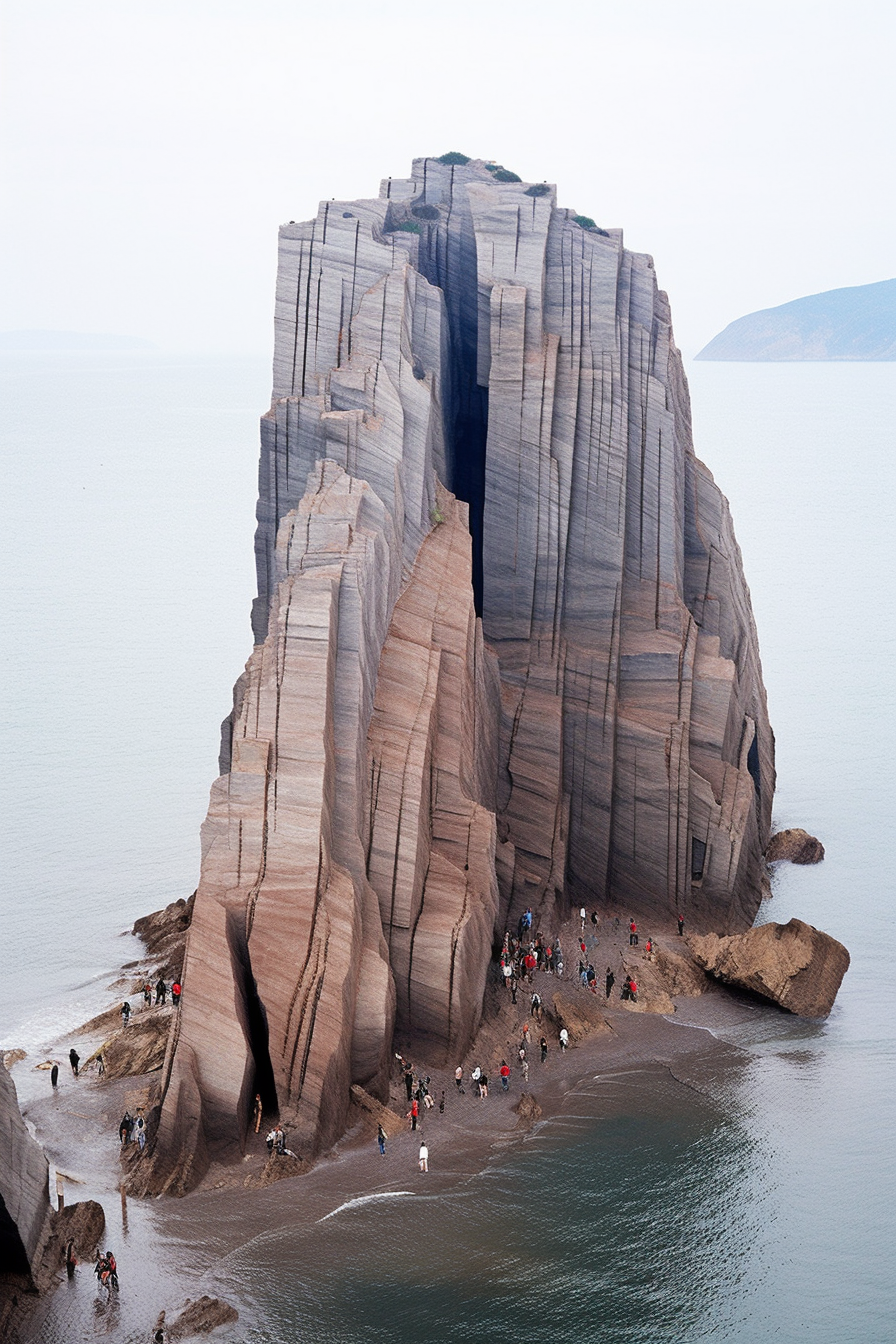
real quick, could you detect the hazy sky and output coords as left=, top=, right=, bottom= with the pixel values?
left=2, top=0, right=893, bottom=357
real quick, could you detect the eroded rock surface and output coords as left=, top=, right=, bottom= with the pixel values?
left=149, top=155, right=776, bottom=1190
left=766, top=828, right=825, bottom=864
left=690, top=918, right=849, bottom=1017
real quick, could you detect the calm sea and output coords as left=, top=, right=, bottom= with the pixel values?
left=1, top=354, right=894, bottom=1342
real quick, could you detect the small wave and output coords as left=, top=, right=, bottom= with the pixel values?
left=318, top=1191, right=415, bottom=1222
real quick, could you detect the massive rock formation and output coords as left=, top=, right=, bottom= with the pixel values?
left=147, top=155, right=774, bottom=1191
left=690, top=919, right=849, bottom=1017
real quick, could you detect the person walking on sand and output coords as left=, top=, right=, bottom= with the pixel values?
left=540, top=1036, right=548, bottom=1064
left=500, top=1060, right=510, bottom=1091
left=677, top=912, right=685, bottom=936
left=377, top=1124, right=387, bottom=1156
left=605, top=967, right=615, bottom=999
left=253, top=1093, right=263, bottom=1133
left=50, top=1062, right=59, bottom=1089
left=69, top=1047, right=80, bottom=1077
left=409, top=1098, right=419, bottom=1131
left=521, top=1057, right=529, bottom=1082
left=580, top=907, right=587, bottom=933
left=454, top=1066, right=465, bottom=1095
left=418, top=1142, right=429, bottom=1172
left=629, top=919, right=638, bottom=946
left=559, top=1027, right=569, bottom=1053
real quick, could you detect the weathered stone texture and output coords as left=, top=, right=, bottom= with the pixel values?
left=690, top=918, right=849, bottom=1017
left=0, top=1065, right=54, bottom=1289
left=152, top=156, right=777, bottom=1189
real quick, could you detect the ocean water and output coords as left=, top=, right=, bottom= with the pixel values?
left=1, top=355, right=894, bottom=1342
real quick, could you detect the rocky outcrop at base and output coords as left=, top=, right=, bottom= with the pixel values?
left=690, top=918, right=849, bottom=1017
left=132, top=894, right=194, bottom=980
left=766, top=828, right=825, bottom=864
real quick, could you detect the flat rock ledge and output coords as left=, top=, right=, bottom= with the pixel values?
left=690, top=918, right=849, bottom=1017
left=766, top=827, right=825, bottom=864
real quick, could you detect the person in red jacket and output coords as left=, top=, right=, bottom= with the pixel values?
left=500, top=1060, right=511, bottom=1091
left=408, top=1098, right=419, bottom=1131
left=171, top=982, right=181, bottom=1006
left=629, top=919, right=639, bottom=946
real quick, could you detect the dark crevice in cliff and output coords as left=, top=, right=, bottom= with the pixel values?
left=417, top=225, right=488, bottom=615
left=225, top=910, right=278, bottom=1121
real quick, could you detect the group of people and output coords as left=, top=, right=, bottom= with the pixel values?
left=94, top=1249, right=119, bottom=1291
left=118, top=1108, right=147, bottom=1151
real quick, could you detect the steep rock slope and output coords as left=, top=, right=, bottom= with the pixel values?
left=148, top=156, right=773, bottom=1189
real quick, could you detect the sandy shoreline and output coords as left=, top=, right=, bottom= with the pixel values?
left=9, top=912, right=760, bottom=1337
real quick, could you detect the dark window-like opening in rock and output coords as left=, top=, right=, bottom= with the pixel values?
left=747, top=733, right=761, bottom=798
left=691, top=837, right=707, bottom=882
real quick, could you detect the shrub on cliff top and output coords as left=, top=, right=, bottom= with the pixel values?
left=572, top=214, right=610, bottom=236
left=493, top=169, right=522, bottom=183
left=437, top=151, right=470, bottom=165
left=525, top=183, right=551, bottom=197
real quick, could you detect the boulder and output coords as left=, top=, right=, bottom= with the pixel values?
left=549, top=991, right=610, bottom=1043
left=690, top=918, right=849, bottom=1017
left=167, top=1295, right=239, bottom=1339
left=512, top=1092, right=542, bottom=1128
left=766, top=828, right=825, bottom=864
left=98, top=1012, right=171, bottom=1079
left=132, top=893, right=194, bottom=980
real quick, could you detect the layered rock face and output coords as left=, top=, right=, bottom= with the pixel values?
left=150, top=156, right=773, bottom=1189
left=690, top=919, right=849, bottom=1017
left=0, top=1065, right=53, bottom=1291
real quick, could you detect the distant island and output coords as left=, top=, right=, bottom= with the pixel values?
left=0, top=330, right=157, bottom=351
left=696, top=278, right=896, bottom=361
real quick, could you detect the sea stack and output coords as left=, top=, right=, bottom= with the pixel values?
left=146, top=155, right=774, bottom=1192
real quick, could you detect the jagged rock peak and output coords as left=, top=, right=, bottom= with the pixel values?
left=148, top=156, right=774, bottom=1192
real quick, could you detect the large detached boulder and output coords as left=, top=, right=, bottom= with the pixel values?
left=690, top=918, right=849, bottom=1017
left=766, top=828, right=825, bottom=864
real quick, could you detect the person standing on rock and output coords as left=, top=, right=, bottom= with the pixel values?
left=50, top=1062, right=59, bottom=1089
left=530, top=991, right=542, bottom=1021
left=677, top=913, right=685, bottom=936
left=540, top=1036, right=548, bottom=1064
left=418, top=1142, right=428, bottom=1172
left=69, top=1047, right=80, bottom=1077
left=155, top=978, right=167, bottom=1005
left=143, top=981, right=152, bottom=1008
left=377, top=1124, right=387, bottom=1156
left=629, top=919, right=638, bottom=946
left=135, top=1109, right=146, bottom=1152
left=605, top=967, right=615, bottom=999
left=171, top=981, right=181, bottom=1007
left=121, top=1000, right=131, bottom=1026
left=119, top=1111, right=132, bottom=1144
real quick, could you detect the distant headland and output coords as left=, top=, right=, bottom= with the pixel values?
left=696, top=277, right=896, bottom=361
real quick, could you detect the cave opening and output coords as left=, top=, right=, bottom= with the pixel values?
left=747, top=733, right=761, bottom=798
left=226, top=910, right=279, bottom=1121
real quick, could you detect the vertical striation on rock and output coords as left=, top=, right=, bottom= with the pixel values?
left=150, top=156, right=774, bottom=1190
left=0, top=1066, right=54, bottom=1290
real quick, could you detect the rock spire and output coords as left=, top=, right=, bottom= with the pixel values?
left=146, top=155, right=773, bottom=1191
